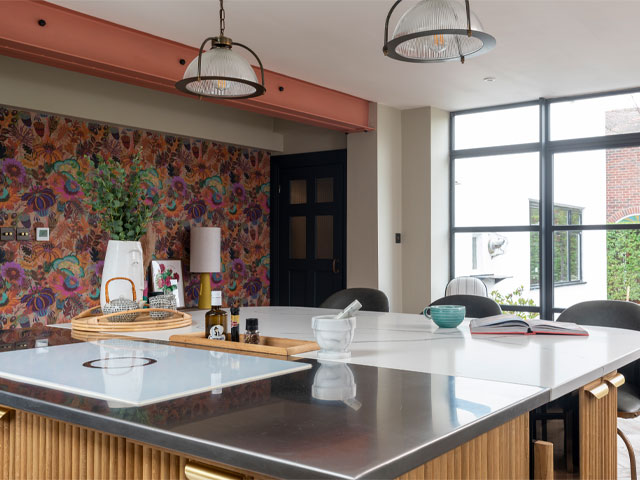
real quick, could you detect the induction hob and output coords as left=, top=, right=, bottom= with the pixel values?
left=0, top=339, right=311, bottom=406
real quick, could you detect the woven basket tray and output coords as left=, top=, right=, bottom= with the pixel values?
left=71, top=306, right=192, bottom=333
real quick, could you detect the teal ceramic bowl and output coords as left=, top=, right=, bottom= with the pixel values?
left=422, top=305, right=465, bottom=328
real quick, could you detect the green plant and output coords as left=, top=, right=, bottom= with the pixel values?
left=490, top=285, right=539, bottom=320
left=607, top=230, right=640, bottom=301
left=77, top=150, right=158, bottom=241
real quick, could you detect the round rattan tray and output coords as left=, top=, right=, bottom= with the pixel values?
left=71, top=306, right=192, bottom=333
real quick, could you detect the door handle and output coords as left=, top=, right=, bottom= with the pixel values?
left=585, top=381, right=609, bottom=399
left=605, top=373, right=625, bottom=388
left=184, top=462, right=244, bottom=480
left=332, top=258, right=340, bottom=274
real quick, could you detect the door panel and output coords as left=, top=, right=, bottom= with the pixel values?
left=271, top=150, right=346, bottom=307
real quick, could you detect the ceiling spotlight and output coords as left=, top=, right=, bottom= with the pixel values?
left=175, top=0, right=266, bottom=99
left=383, top=0, right=496, bottom=64
left=483, top=76, right=496, bottom=82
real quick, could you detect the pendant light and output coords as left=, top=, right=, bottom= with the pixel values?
left=176, top=0, right=266, bottom=99
left=382, top=0, right=495, bottom=64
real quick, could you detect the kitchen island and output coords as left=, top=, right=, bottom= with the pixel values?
left=0, top=307, right=638, bottom=479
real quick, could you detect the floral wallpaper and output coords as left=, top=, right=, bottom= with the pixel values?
left=0, top=106, right=270, bottom=329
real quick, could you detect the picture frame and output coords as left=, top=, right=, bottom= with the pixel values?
left=151, top=260, right=185, bottom=308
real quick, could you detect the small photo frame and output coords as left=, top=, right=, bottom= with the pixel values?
left=151, top=260, right=185, bottom=308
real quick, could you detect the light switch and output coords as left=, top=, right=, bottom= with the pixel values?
left=16, top=228, right=31, bottom=241
left=0, top=228, right=15, bottom=241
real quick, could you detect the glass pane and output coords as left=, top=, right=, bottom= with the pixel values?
left=290, top=179, right=306, bottom=204
left=554, top=148, right=640, bottom=225
left=553, top=229, right=640, bottom=309
left=316, top=177, right=334, bottom=203
left=454, top=105, right=539, bottom=150
left=454, top=232, right=540, bottom=313
left=289, top=216, right=306, bottom=259
left=316, top=215, right=334, bottom=259
left=550, top=92, right=640, bottom=140
left=455, top=152, right=539, bottom=227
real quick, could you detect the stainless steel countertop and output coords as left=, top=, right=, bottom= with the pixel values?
left=0, top=327, right=549, bottom=479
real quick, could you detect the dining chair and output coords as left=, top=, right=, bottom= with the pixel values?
left=557, top=300, right=640, bottom=480
left=319, top=288, right=390, bottom=313
left=429, top=294, right=501, bottom=318
left=445, top=276, right=488, bottom=297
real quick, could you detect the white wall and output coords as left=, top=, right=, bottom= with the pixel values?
left=376, top=105, right=403, bottom=311
left=401, top=108, right=432, bottom=314
left=0, top=56, right=283, bottom=151
left=274, top=119, right=347, bottom=155
left=346, top=105, right=450, bottom=314
left=346, top=131, right=379, bottom=288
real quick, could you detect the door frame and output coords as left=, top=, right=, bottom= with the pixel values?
left=270, top=149, right=347, bottom=306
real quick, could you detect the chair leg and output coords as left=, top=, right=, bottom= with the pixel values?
left=618, top=427, right=637, bottom=480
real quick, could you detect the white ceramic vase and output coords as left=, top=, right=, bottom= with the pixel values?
left=100, top=240, right=144, bottom=309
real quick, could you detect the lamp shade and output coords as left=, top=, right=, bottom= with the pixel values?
left=190, top=227, right=221, bottom=273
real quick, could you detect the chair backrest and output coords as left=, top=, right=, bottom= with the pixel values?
left=319, top=288, right=390, bottom=312
left=557, top=300, right=640, bottom=387
left=556, top=300, right=640, bottom=331
left=445, top=277, right=488, bottom=297
left=430, top=294, right=502, bottom=318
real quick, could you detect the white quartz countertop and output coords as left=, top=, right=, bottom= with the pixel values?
left=55, top=306, right=640, bottom=399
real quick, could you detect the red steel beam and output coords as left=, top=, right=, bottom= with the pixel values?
left=0, top=0, right=373, bottom=132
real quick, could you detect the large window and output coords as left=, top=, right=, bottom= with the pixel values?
left=529, top=202, right=583, bottom=288
left=451, top=90, right=640, bottom=319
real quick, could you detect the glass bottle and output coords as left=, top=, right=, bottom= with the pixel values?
left=230, top=305, right=240, bottom=342
left=244, top=318, right=260, bottom=344
left=205, top=291, right=227, bottom=341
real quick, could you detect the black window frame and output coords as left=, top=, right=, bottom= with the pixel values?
left=529, top=200, right=583, bottom=288
left=450, top=88, right=640, bottom=319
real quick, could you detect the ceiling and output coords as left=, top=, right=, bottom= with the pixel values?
left=49, top=0, right=640, bottom=112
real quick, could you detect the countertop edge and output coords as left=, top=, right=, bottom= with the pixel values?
left=357, top=387, right=551, bottom=479
left=0, top=382, right=550, bottom=480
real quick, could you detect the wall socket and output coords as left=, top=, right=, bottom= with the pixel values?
left=16, top=228, right=31, bottom=241
left=0, top=228, right=15, bottom=241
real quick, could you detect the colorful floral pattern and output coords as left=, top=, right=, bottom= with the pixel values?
left=0, top=106, right=270, bottom=329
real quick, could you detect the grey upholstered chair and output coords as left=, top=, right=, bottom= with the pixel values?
left=557, top=300, right=640, bottom=480
left=429, top=294, right=501, bottom=318
left=445, top=276, right=488, bottom=297
left=319, top=288, right=390, bottom=312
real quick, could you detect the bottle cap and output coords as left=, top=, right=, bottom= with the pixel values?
left=230, top=306, right=239, bottom=315
left=210, top=290, right=222, bottom=306
left=245, top=318, right=258, bottom=331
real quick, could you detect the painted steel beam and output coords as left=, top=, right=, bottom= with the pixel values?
left=0, top=0, right=372, bottom=132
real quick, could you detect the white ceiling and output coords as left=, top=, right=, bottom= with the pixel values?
left=50, top=0, right=640, bottom=112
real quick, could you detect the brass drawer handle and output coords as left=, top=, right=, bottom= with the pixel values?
left=184, top=462, right=244, bottom=480
left=586, top=382, right=609, bottom=399
left=606, top=373, right=625, bottom=388
left=0, top=407, right=12, bottom=420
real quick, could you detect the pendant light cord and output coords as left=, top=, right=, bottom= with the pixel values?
left=219, top=0, right=226, bottom=36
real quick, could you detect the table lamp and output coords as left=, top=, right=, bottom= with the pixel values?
left=190, top=227, right=221, bottom=310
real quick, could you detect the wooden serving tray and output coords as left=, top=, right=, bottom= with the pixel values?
left=71, top=306, right=192, bottom=333
left=169, top=332, right=319, bottom=357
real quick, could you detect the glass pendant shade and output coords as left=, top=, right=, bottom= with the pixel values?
left=383, top=0, right=496, bottom=63
left=175, top=0, right=266, bottom=99
left=180, top=47, right=261, bottom=98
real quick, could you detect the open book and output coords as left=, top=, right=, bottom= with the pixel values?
left=470, top=314, right=588, bottom=336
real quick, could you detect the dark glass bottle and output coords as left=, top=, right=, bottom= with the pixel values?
left=230, top=305, right=240, bottom=342
left=205, top=291, right=227, bottom=341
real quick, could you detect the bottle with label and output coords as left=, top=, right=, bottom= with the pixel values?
left=230, top=305, right=240, bottom=342
left=205, top=291, right=228, bottom=341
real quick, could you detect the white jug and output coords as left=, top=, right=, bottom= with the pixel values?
left=100, top=240, right=144, bottom=309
